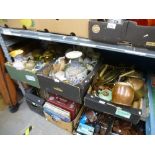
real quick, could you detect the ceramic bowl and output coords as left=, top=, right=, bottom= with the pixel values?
left=25, top=60, right=35, bottom=70
left=65, top=66, right=87, bottom=85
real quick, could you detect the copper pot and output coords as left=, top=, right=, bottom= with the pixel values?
left=112, top=82, right=134, bottom=106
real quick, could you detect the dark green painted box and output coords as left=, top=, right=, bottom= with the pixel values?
left=5, top=62, right=40, bottom=88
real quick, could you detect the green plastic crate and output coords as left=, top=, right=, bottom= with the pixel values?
left=5, top=62, right=40, bottom=88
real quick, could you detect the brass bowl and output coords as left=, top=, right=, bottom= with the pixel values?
left=32, top=49, right=42, bottom=61
left=132, top=99, right=143, bottom=109
left=112, top=82, right=134, bottom=106
left=43, top=50, right=54, bottom=62
left=127, top=77, right=145, bottom=100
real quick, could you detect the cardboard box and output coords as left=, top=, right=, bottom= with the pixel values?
left=89, top=20, right=128, bottom=44
left=44, top=106, right=84, bottom=133
left=73, top=108, right=115, bottom=135
left=89, top=20, right=155, bottom=49
left=35, top=19, right=89, bottom=38
left=0, top=19, right=35, bottom=29
left=37, top=61, right=101, bottom=104
left=0, top=19, right=89, bottom=38
left=125, top=21, right=155, bottom=49
left=5, top=62, right=40, bottom=88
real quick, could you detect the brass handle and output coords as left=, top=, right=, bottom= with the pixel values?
left=118, top=70, right=135, bottom=81
left=99, top=64, right=108, bottom=78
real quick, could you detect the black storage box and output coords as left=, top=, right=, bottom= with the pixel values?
left=37, top=61, right=101, bottom=104
left=84, top=68, right=144, bottom=124
left=84, top=94, right=142, bottom=124
left=125, top=21, right=155, bottom=49
left=25, top=88, right=45, bottom=117
left=89, top=20, right=128, bottom=44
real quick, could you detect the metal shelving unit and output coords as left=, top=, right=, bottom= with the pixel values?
left=1, top=27, right=155, bottom=59
left=0, top=26, right=154, bottom=134
left=2, top=36, right=23, bottom=47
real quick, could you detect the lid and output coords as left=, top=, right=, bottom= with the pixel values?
left=65, top=51, right=82, bottom=59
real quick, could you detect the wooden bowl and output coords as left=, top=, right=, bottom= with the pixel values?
left=112, top=82, right=134, bottom=106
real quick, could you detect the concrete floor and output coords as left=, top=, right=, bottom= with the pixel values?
left=0, top=99, right=70, bottom=135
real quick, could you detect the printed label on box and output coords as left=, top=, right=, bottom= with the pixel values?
left=25, top=75, right=36, bottom=81
left=92, top=24, right=100, bottom=33
left=146, top=42, right=155, bottom=47
left=53, top=87, right=63, bottom=92
left=115, top=108, right=131, bottom=119
left=99, top=100, right=105, bottom=104
left=32, top=102, right=37, bottom=106
left=107, top=23, right=116, bottom=29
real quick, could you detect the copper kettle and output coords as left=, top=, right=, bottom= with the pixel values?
left=112, top=82, right=134, bottom=106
